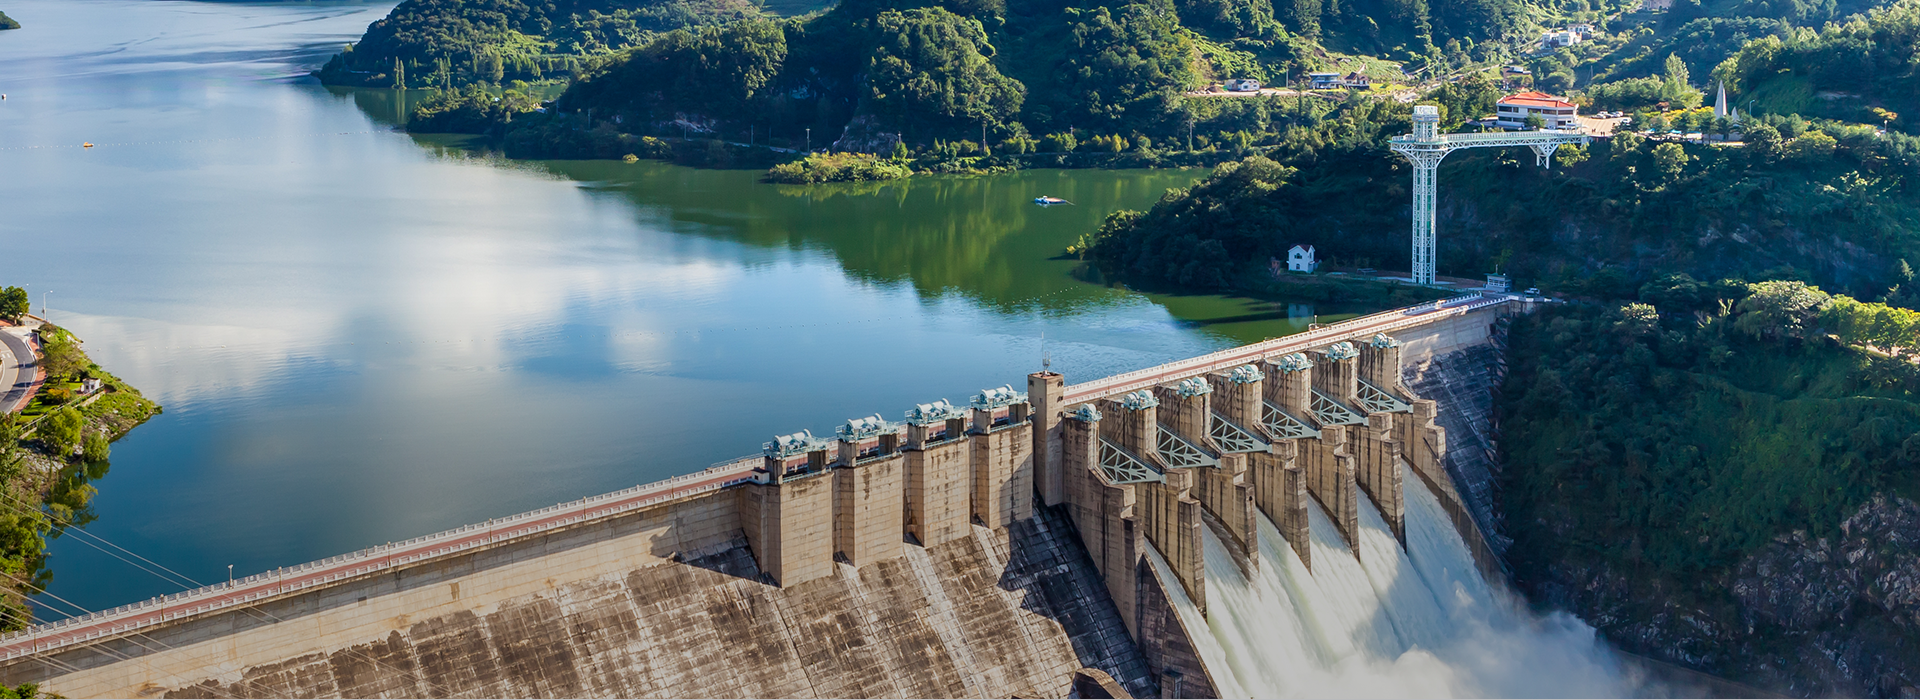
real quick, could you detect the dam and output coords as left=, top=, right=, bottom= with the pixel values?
left=0, top=292, right=1619, bottom=698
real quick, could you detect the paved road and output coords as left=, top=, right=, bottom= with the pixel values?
left=1061, top=293, right=1514, bottom=404
left=0, top=329, right=33, bottom=414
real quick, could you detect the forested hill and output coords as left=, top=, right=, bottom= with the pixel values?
left=508, top=0, right=1552, bottom=154
left=1501, top=289, right=1920, bottom=695
left=1076, top=93, right=1920, bottom=302
left=320, top=0, right=1569, bottom=138
left=314, top=0, right=771, bottom=87
left=0, top=11, right=19, bottom=29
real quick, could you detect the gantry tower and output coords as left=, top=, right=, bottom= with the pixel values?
left=1387, top=105, right=1588, bottom=285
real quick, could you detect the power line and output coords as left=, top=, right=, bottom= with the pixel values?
left=0, top=496, right=443, bottom=697
left=0, top=570, right=241, bottom=699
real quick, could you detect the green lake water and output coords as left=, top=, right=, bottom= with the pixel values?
left=0, top=0, right=1371, bottom=615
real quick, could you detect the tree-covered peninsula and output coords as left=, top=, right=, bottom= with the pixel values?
left=0, top=295, right=160, bottom=631
left=0, top=11, right=20, bottom=30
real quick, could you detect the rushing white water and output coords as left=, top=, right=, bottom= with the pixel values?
left=1183, top=464, right=1641, bottom=698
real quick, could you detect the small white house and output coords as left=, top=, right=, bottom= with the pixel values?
left=1224, top=78, right=1261, bottom=92
left=1540, top=29, right=1582, bottom=48
left=1287, top=245, right=1318, bottom=273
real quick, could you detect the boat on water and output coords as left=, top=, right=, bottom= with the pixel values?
left=1033, top=196, right=1070, bottom=205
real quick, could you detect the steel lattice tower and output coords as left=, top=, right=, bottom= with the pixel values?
left=1388, top=105, right=1589, bottom=285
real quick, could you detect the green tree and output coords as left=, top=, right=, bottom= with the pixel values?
left=1555, top=143, right=1589, bottom=167
left=1787, top=130, right=1837, bottom=161
left=1735, top=280, right=1831, bottom=339
left=0, top=288, right=25, bottom=323
left=36, top=331, right=86, bottom=380
left=1743, top=121, right=1782, bottom=159
left=864, top=8, right=1025, bottom=139
left=1523, top=112, right=1545, bottom=130
left=562, top=19, right=787, bottom=128
left=1047, top=1, right=1200, bottom=135
left=1663, top=53, right=1691, bottom=95
left=82, top=433, right=109, bottom=463
left=1650, top=142, right=1689, bottom=179
left=39, top=408, right=83, bottom=462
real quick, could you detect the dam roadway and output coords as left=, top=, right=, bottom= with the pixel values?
left=0, top=291, right=1533, bottom=698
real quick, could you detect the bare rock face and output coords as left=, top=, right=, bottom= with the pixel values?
left=1529, top=495, right=1920, bottom=697
left=831, top=115, right=902, bottom=154
left=1731, top=530, right=1855, bottom=632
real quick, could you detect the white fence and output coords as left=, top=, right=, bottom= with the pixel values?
left=1063, top=293, right=1504, bottom=403
left=0, top=458, right=760, bottom=661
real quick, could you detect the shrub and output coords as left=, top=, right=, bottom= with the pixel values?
left=39, top=408, right=83, bottom=460
left=82, top=433, right=109, bottom=463
left=764, top=152, right=911, bottom=184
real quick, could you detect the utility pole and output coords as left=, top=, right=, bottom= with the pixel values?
left=805, top=128, right=811, bottom=153
left=228, top=564, right=234, bottom=587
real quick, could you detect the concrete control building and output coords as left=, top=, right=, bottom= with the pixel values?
left=1495, top=91, right=1578, bottom=130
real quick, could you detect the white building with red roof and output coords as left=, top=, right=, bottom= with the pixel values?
left=1495, top=91, right=1578, bottom=130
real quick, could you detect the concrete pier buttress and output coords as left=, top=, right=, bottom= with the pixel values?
left=905, top=421, right=973, bottom=548
left=1136, top=472, right=1206, bottom=615
left=1209, top=369, right=1295, bottom=569
left=1063, top=414, right=1144, bottom=637
left=1194, top=454, right=1256, bottom=572
left=1267, top=357, right=1362, bottom=550
left=1030, top=372, right=1068, bottom=508
left=1154, top=381, right=1256, bottom=576
left=1249, top=442, right=1310, bottom=569
left=1095, top=394, right=1207, bottom=616
left=971, top=424, right=1034, bottom=529
left=1347, top=413, right=1405, bottom=545
left=742, top=470, right=836, bottom=587
left=835, top=452, right=907, bottom=566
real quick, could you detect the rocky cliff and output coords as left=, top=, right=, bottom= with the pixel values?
left=1529, top=494, right=1920, bottom=697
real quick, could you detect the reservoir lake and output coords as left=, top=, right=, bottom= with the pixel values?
left=0, top=0, right=1372, bottom=615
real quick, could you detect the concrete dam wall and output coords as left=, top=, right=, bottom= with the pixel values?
left=0, top=293, right=1530, bottom=698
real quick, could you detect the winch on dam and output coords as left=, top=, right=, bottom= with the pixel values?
left=0, top=294, right=1526, bottom=699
